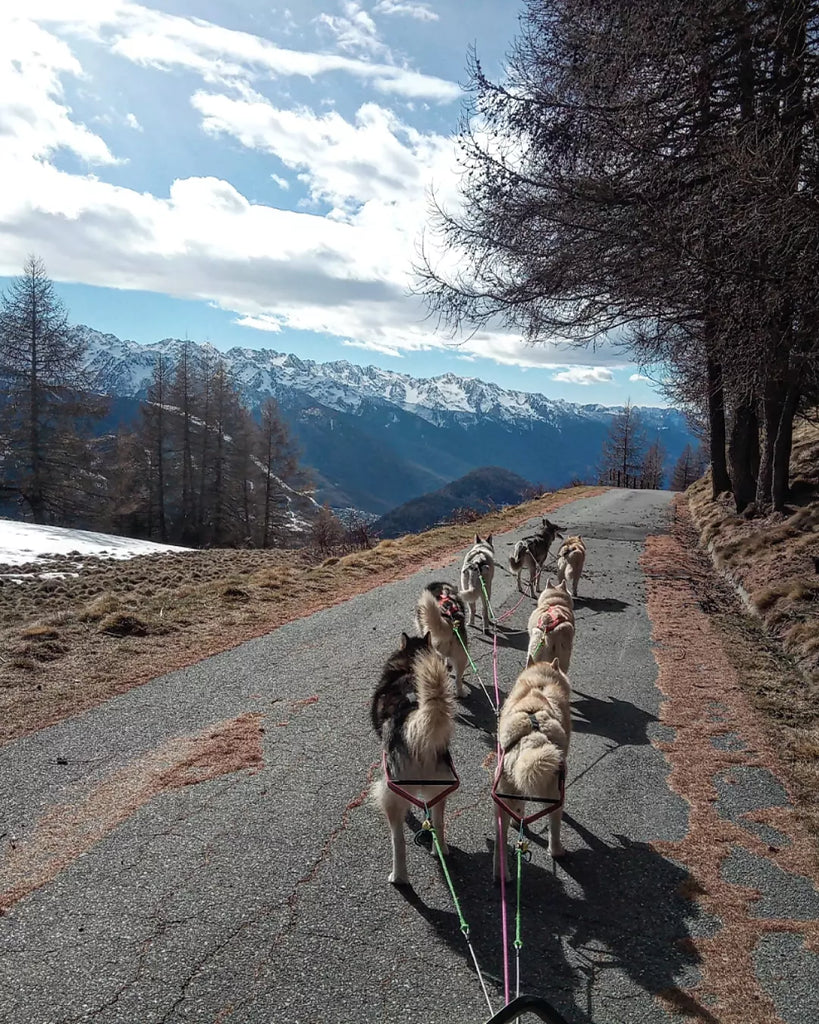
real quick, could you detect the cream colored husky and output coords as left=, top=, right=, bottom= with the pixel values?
left=556, top=535, right=586, bottom=598
left=493, top=658, right=571, bottom=878
left=525, top=579, right=575, bottom=672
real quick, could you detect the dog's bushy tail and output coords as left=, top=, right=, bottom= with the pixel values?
left=405, top=649, right=454, bottom=759
left=508, top=540, right=527, bottom=572
left=416, top=588, right=454, bottom=642
left=460, top=564, right=481, bottom=600
left=508, top=731, right=565, bottom=795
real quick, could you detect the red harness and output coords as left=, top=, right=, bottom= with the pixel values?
left=437, top=592, right=462, bottom=623
left=383, top=749, right=460, bottom=809
left=536, top=606, right=570, bottom=633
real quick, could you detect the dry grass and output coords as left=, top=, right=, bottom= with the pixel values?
left=0, top=486, right=602, bottom=746
left=643, top=508, right=819, bottom=1023
left=688, top=416, right=819, bottom=683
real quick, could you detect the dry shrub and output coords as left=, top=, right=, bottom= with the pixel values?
left=10, top=656, right=38, bottom=671
left=321, top=557, right=340, bottom=568
left=28, top=640, right=67, bottom=662
left=220, top=585, right=250, bottom=603
left=20, top=625, right=59, bottom=640
left=98, top=612, right=149, bottom=637
left=79, top=593, right=120, bottom=623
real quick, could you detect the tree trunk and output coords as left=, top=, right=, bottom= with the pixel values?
left=771, top=382, right=800, bottom=511
left=755, top=376, right=785, bottom=509
left=728, top=399, right=758, bottom=513
left=706, top=357, right=731, bottom=497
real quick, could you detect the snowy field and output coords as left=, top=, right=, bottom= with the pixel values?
left=0, top=518, right=189, bottom=569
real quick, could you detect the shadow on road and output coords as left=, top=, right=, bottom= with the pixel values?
left=398, top=814, right=716, bottom=1024
left=570, top=690, right=658, bottom=747
left=575, top=596, right=631, bottom=614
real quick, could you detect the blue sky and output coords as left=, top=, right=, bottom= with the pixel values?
left=0, top=1, right=663, bottom=404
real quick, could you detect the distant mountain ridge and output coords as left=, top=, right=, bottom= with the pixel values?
left=373, top=467, right=533, bottom=538
left=80, top=326, right=694, bottom=514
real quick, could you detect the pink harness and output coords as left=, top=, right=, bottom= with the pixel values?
left=536, top=605, right=570, bottom=633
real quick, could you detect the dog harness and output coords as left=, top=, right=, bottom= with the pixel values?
left=437, top=592, right=463, bottom=622
left=536, top=606, right=570, bottom=633
left=492, top=751, right=567, bottom=825
left=491, top=709, right=566, bottom=824
left=382, top=748, right=460, bottom=810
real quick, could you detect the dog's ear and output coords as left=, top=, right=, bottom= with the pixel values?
left=544, top=577, right=554, bottom=589
left=400, top=632, right=409, bottom=649
left=551, top=657, right=560, bottom=671
left=486, top=533, right=493, bottom=545
left=422, top=631, right=432, bottom=646
left=474, top=533, right=481, bottom=544
left=526, top=653, right=535, bottom=669
left=559, top=579, right=570, bottom=592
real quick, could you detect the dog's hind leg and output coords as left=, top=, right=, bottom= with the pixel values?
left=452, top=643, right=468, bottom=699
left=383, top=789, right=409, bottom=885
left=492, top=804, right=516, bottom=881
left=431, top=796, right=449, bottom=857
left=548, top=806, right=565, bottom=858
left=480, top=579, right=491, bottom=634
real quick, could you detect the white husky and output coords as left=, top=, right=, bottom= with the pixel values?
left=525, top=579, right=575, bottom=672
left=459, top=534, right=495, bottom=634
left=556, top=535, right=586, bottom=598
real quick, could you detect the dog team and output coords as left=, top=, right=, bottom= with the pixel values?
left=371, top=517, right=587, bottom=885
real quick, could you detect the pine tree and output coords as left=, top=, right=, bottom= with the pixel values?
left=598, top=402, right=647, bottom=488
left=168, top=339, right=197, bottom=541
left=140, top=354, right=171, bottom=541
left=641, top=440, right=667, bottom=490
left=257, top=396, right=301, bottom=547
left=671, top=444, right=707, bottom=491
left=0, top=256, right=105, bottom=522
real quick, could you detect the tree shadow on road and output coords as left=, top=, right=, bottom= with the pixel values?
left=397, top=814, right=718, bottom=1024
left=575, top=596, right=631, bottom=614
left=570, top=690, right=658, bottom=747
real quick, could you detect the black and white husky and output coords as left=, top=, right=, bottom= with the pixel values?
left=460, top=533, right=495, bottom=634
left=415, top=582, right=469, bottom=697
left=371, top=633, right=455, bottom=885
left=508, top=518, right=564, bottom=597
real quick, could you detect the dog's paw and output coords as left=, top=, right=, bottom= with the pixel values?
left=388, top=871, right=410, bottom=886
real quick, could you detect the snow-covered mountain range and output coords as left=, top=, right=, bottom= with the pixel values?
left=81, top=326, right=694, bottom=514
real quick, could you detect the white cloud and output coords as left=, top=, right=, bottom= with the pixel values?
left=375, top=1, right=439, bottom=20
left=342, top=338, right=404, bottom=357
left=124, top=111, right=142, bottom=131
left=0, top=16, right=118, bottom=165
left=551, top=367, right=615, bottom=386
left=316, top=2, right=387, bottom=58
left=191, top=92, right=451, bottom=214
left=24, top=1, right=460, bottom=102
left=270, top=173, right=290, bottom=190
left=629, top=372, right=651, bottom=382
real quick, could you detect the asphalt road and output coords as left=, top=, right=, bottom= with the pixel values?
left=0, top=488, right=816, bottom=1024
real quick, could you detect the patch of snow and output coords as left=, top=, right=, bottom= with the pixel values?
left=0, top=519, right=190, bottom=567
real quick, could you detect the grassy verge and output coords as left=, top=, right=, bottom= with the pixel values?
left=688, top=416, right=819, bottom=684
left=686, top=416, right=819, bottom=842
left=0, top=486, right=602, bottom=746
